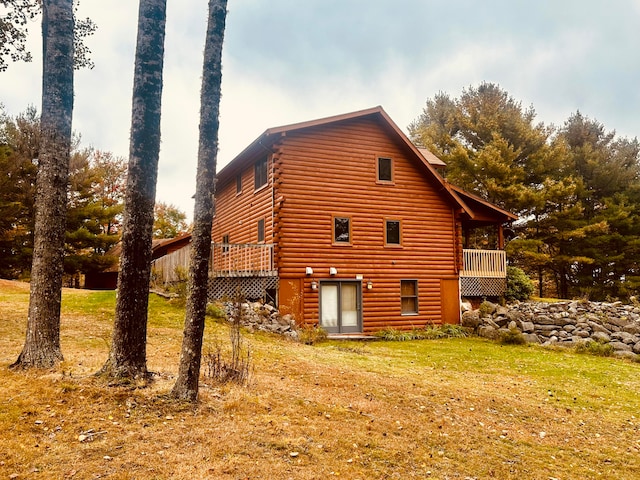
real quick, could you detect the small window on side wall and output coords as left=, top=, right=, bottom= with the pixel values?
left=333, top=216, right=351, bottom=244
left=257, top=218, right=265, bottom=243
left=385, top=219, right=401, bottom=246
left=401, top=280, right=418, bottom=315
left=222, top=234, right=230, bottom=253
left=254, top=155, right=268, bottom=190
left=377, top=157, right=393, bottom=183
left=236, top=173, right=242, bottom=194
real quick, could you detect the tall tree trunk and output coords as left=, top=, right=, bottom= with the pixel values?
left=11, top=0, right=74, bottom=370
left=172, top=0, right=227, bottom=401
left=99, top=0, right=166, bottom=379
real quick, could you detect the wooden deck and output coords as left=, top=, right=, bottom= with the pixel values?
left=460, top=249, right=507, bottom=278
left=151, top=243, right=276, bottom=283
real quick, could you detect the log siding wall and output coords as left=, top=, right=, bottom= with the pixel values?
left=213, top=115, right=460, bottom=331
left=274, top=117, right=457, bottom=330
left=213, top=154, right=273, bottom=247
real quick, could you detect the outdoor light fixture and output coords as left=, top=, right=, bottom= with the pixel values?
left=329, top=267, right=337, bottom=275
left=367, top=281, right=373, bottom=290
left=311, top=281, right=318, bottom=290
left=305, top=266, right=313, bottom=275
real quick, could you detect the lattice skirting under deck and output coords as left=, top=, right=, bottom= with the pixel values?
left=207, top=276, right=279, bottom=303
left=460, top=277, right=506, bottom=298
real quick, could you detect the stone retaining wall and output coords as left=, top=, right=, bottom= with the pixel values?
left=461, top=300, right=640, bottom=360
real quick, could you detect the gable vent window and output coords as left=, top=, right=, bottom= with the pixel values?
left=254, top=155, right=268, bottom=190
left=377, top=157, right=393, bottom=182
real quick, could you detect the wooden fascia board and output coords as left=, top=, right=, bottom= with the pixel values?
left=374, top=109, right=475, bottom=218
left=217, top=108, right=386, bottom=181
left=449, top=184, right=518, bottom=222
left=263, top=106, right=385, bottom=136
left=216, top=132, right=279, bottom=185
left=443, top=184, right=475, bottom=220
left=216, top=106, right=475, bottom=219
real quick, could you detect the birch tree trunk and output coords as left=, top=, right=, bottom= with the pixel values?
left=171, top=0, right=227, bottom=401
left=11, top=0, right=74, bottom=370
left=99, top=0, right=166, bottom=379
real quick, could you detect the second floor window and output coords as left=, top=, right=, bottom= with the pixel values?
left=377, top=157, right=393, bottom=182
left=236, top=173, right=242, bottom=194
left=254, top=156, right=268, bottom=190
left=385, top=219, right=401, bottom=246
left=257, top=218, right=265, bottom=243
left=333, top=216, right=351, bottom=244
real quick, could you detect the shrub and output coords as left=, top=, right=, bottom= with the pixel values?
left=374, top=328, right=416, bottom=341
left=204, top=294, right=252, bottom=385
left=575, top=339, right=614, bottom=357
left=498, top=327, right=527, bottom=345
left=374, top=324, right=469, bottom=341
left=505, top=266, right=534, bottom=302
left=205, top=302, right=227, bottom=321
left=478, top=300, right=496, bottom=317
left=297, top=324, right=328, bottom=345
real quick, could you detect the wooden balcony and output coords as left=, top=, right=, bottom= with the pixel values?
left=210, top=243, right=277, bottom=277
left=151, top=243, right=277, bottom=283
left=460, top=249, right=507, bottom=297
left=461, top=249, right=507, bottom=278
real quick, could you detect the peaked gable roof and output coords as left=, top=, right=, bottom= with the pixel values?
left=217, top=106, right=475, bottom=217
left=449, top=184, right=518, bottom=225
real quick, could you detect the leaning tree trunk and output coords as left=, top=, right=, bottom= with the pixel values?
left=172, top=0, right=227, bottom=401
left=99, top=0, right=166, bottom=379
left=11, top=0, right=74, bottom=370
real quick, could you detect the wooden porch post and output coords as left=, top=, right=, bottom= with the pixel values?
left=497, top=224, right=504, bottom=249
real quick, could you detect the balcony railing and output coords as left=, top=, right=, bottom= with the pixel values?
left=151, top=243, right=276, bottom=283
left=460, top=249, right=507, bottom=278
left=210, top=243, right=276, bottom=277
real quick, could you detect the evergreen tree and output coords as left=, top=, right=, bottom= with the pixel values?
left=64, top=148, right=125, bottom=286
left=99, top=0, right=167, bottom=380
left=172, top=0, right=227, bottom=402
left=410, top=84, right=640, bottom=300
left=409, top=82, right=552, bottom=216
left=11, top=0, right=75, bottom=369
left=0, top=107, right=39, bottom=278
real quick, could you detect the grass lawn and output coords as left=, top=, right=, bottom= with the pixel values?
left=1, top=279, right=639, bottom=479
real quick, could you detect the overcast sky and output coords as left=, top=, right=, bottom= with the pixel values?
left=2, top=0, right=639, bottom=218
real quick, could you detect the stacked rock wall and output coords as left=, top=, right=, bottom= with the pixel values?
left=223, top=301, right=299, bottom=339
left=462, top=300, right=640, bottom=360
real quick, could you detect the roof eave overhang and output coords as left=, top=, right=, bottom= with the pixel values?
left=215, top=106, right=477, bottom=218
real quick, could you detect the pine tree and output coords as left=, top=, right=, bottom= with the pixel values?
left=11, top=0, right=74, bottom=369
left=99, top=0, right=167, bottom=380
left=172, top=0, right=227, bottom=402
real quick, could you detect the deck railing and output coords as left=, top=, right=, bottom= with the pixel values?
left=461, top=249, right=507, bottom=278
left=153, top=245, right=505, bottom=283
left=151, top=243, right=276, bottom=283
left=210, top=243, right=276, bottom=277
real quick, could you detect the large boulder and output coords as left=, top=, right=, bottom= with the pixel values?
left=461, top=310, right=481, bottom=329
left=591, top=331, right=611, bottom=344
left=611, top=331, right=638, bottom=345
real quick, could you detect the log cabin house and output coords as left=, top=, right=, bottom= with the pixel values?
left=169, top=106, right=515, bottom=333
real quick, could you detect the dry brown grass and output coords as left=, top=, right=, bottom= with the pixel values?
left=1, top=279, right=640, bottom=479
